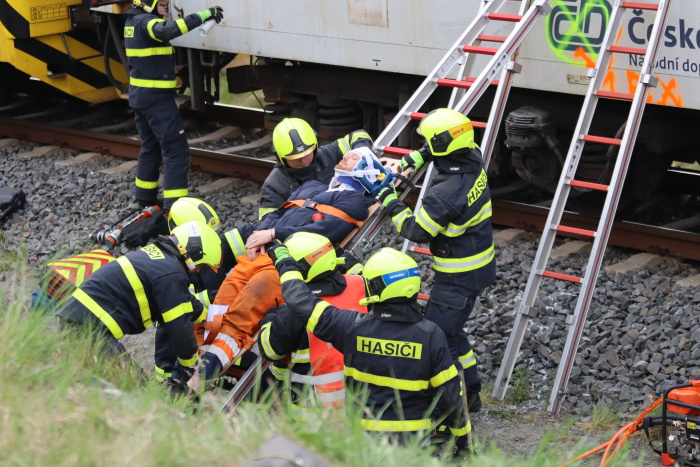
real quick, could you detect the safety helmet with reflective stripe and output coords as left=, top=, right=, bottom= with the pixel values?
left=170, top=221, right=222, bottom=270
left=272, top=118, right=318, bottom=165
left=284, top=232, right=338, bottom=282
left=418, top=108, right=477, bottom=156
left=362, top=248, right=420, bottom=303
left=168, top=197, right=221, bottom=233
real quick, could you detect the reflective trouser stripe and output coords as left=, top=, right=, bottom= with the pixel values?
left=135, top=177, right=158, bottom=189
left=164, top=188, right=188, bottom=199
left=360, top=418, right=433, bottom=432
left=154, top=365, right=171, bottom=382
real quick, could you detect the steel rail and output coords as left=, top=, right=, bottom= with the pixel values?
left=2, top=114, right=699, bottom=261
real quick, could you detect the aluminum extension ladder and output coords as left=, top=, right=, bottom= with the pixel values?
left=221, top=0, right=555, bottom=416
left=492, top=0, right=675, bottom=413
left=344, top=0, right=553, bottom=260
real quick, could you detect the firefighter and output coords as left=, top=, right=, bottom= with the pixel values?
left=258, top=232, right=367, bottom=416
left=195, top=148, right=390, bottom=385
left=57, top=221, right=223, bottom=385
left=153, top=197, right=254, bottom=381
left=267, top=243, right=470, bottom=449
left=374, top=108, right=496, bottom=413
left=258, top=117, right=373, bottom=220
left=124, top=0, right=224, bottom=210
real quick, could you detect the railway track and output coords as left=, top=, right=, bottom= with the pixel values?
left=1, top=99, right=700, bottom=262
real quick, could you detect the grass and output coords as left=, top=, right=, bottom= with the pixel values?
left=0, top=256, right=645, bottom=467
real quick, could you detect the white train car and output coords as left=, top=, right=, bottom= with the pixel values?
left=166, top=0, right=699, bottom=205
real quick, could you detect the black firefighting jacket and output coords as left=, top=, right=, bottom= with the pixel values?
left=258, top=130, right=373, bottom=219
left=124, top=7, right=204, bottom=109
left=60, top=239, right=201, bottom=369
left=274, top=257, right=469, bottom=437
left=384, top=147, right=496, bottom=295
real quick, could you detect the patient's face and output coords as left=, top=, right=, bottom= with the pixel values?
left=335, top=151, right=362, bottom=171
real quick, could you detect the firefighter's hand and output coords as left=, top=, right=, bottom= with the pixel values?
left=267, top=241, right=291, bottom=266
left=258, top=306, right=280, bottom=328
left=197, top=6, right=224, bottom=23
left=375, top=184, right=398, bottom=207
left=399, top=148, right=426, bottom=172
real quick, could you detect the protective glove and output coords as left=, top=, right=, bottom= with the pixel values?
left=196, top=6, right=224, bottom=23
left=399, top=147, right=427, bottom=172
left=267, top=241, right=291, bottom=266
left=375, top=184, right=398, bottom=207
left=258, top=306, right=280, bottom=328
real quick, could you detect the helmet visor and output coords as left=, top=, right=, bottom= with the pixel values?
left=285, top=145, right=315, bottom=160
left=367, top=267, right=421, bottom=298
left=430, top=122, right=473, bottom=154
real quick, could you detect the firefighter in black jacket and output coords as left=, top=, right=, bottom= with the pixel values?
left=58, top=221, right=223, bottom=382
left=268, top=243, right=470, bottom=448
left=258, top=232, right=367, bottom=414
left=374, top=108, right=496, bottom=413
left=259, top=118, right=373, bottom=220
left=124, top=0, right=223, bottom=210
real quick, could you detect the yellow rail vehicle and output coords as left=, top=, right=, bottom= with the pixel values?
left=0, top=0, right=127, bottom=103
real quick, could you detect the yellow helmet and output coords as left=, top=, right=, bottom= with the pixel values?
left=418, top=108, right=477, bottom=156
left=170, top=221, right=222, bottom=270
left=168, top=197, right=221, bottom=233
left=362, top=248, right=421, bottom=302
left=272, top=118, right=317, bottom=165
left=284, top=232, right=338, bottom=282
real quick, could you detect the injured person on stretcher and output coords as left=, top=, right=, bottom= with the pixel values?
left=189, top=147, right=395, bottom=387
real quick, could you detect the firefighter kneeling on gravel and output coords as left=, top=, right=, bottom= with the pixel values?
left=57, top=221, right=222, bottom=392
left=153, top=197, right=256, bottom=382
left=268, top=242, right=471, bottom=453
left=258, top=232, right=368, bottom=416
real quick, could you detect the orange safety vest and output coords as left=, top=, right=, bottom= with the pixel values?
left=302, top=274, right=367, bottom=407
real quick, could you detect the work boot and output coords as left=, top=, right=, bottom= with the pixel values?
left=467, top=392, right=482, bottom=413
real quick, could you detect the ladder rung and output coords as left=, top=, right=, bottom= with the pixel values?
left=477, top=34, right=507, bottom=43
left=472, top=120, right=487, bottom=129
left=555, top=225, right=596, bottom=237
left=382, top=146, right=412, bottom=156
left=410, top=246, right=433, bottom=256
left=596, top=90, right=634, bottom=101
left=436, top=78, right=499, bottom=89
left=569, top=179, right=609, bottom=191
left=463, top=45, right=499, bottom=56
left=487, top=13, right=523, bottom=22
left=541, top=270, right=582, bottom=284
left=583, top=134, right=621, bottom=146
left=621, top=1, right=659, bottom=10
left=609, top=45, right=647, bottom=56
left=418, top=293, right=430, bottom=301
